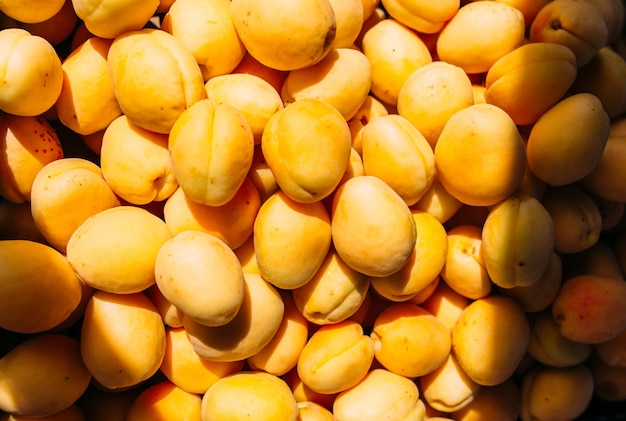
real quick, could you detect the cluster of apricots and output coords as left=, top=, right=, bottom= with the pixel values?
left=2, top=0, right=626, bottom=420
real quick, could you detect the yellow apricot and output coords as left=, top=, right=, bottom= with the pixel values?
left=30, top=157, right=120, bottom=253
left=440, top=224, right=492, bottom=300
left=281, top=48, right=372, bottom=121
left=333, top=369, right=426, bottom=421
left=434, top=103, right=527, bottom=207
left=0, top=28, right=63, bottom=116
left=331, top=175, right=417, bottom=277
left=530, top=0, right=609, bottom=67
left=452, top=295, right=530, bottom=386
left=371, top=303, right=450, bottom=378
left=230, top=0, right=336, bottom=71
left=80, top=291, right=166, bottom=390
left=436, top=1, right=525, bottom=74
left=146, top=284, right=184, bottom=328
left=0, top=113, right=63, bottom=204
left=169, top=98, right=254, bottom=206
left=184, top=273, right=284, bottom=362
left=72, top=0, right=159, bottom=39
left=347, top=95, right=389, bottom=155
left=370, top=210, right=448, bottom=302
left=397, top=60, right=474, bottom=148
left=247, top=292, right=309, bottom=376
left=580, top=135, right=626, bottom=202
left=161, top=0, right=245, bottom=80
left=204, top=73, right=283, bottom=144
left=0, top=240, right=82, bottom=333
left=380, top=0, right=459, bottom=33
left=0, top=334, right=91, bottom=417
left=361, top=18, right=432, bottom=106
left=66, top=206, right=171, bottom=294
left=155, top=230, right=245, bottom=327
left=481, top=194, right=556, bottom=288
left=201, top=372, right=299, bottom=421
left=541, top=185, right=602, bottom=254
left=261, top=98, right=352, bottom=203
left=246, top=145, right=279, bottom=203
left=297, top=401, right=334, bottom=421
left=498, top=251, right=563, bottom=313
left=484, top=42, right=578, bottom=126
left=163, top=180, right=260, bottom=250
left=419, top=353, right=481, bottom=413
left=421, top=282, right=469, bottom=332
left=527, top=310, right=593, bottom=367
left=107, top=28, right=206, bottom=134
left=292, top=249, right=369, bottom=325
left=100, top=115, right=178, bottom=205
left=0, top=0, right=64, bottom=23
left=327, top=0, right=363, bottom=48
left=55, top=36, right=121, bottom=135
left=526, top=93, right=610, bottom=186
left=572, top=46, right=626, bottom=118
left=254, top=190, right=331, bottom=289
left=360, top=114, right=435, bottom=206
left=126, top=381, right=202, bottom=421
left=520, top=364, right=594, bottom=421
left=451, top=379, right=521, bottom=421
left=11, top=0, right=78, bottom=47
left=297, top=320, right=374, bottom=394
left=412, top=176, right=464, bottom=224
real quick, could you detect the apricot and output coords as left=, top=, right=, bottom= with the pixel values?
left=126, top=381, right=201, bottom=421
left=580, top=135, right=626, bottom=202
left=327, top=0, right=363, bottom=48
left=541, top=185, right=602, bottom=254
left=107, top=28, right=206, bottom=134
left=421, top=282, right=469, bottom=332
left=419, top=353, right=480, bottom=413
left=160, top=0, right=245, bottom=80
left=154, top=230, right=245, bottom=327
left=440, top=224, right=492, bottom=300
left=230, top=0, right=336, bottom=71
left=0, top=114, right=63, bottom=204
left=370, top=210, right=448, bottom=302
left=201, top=371, right=299, bottom=421
left=204, top=73, right=283, bottom=145
left=434, top=104, right=527, bottom=207
left=163, top=180, right=260, bottom=250
left=71, top=0, right=158, bottom=39
left=292, top=249, right=369, bottom=325
left=413, top=176, right=463, bottom=224
left=347, top=95, right=389, bottom=155
left=100, top=115, right=178, bottom=205
left=246, top=145, right=279, bottom=203
left=66, top=206, right=171, bottom=294
left=297, top=320, right=374, bottom=394
left=183, top=273, right=284, bottom=362
left=332, top=369, right=426, bottom=421
left=595, top=328, right=626, bottom=367
left=526, top=93, right=610, bottom=186
left=484, top=42, right=578, bottom=126
left=520, top=364, right=594, bottom=421
left=361, top=18, right=432, bottom=106
left=371, top=303, right=451, bottom=378
left=80, top=291, right=166, bottom=390
left=452, top=295, right=530, bottom=386
left=397, top=60, right=474, bottom=148
left=281, top=48, right=371, bottom=121
left=253, top=191, right=331, bottom=289
left=498, top=251, right=563, bottom=313
left=530, top=0, right=609, bottom=67
left=0, top=28, right=63, bottom=116
left=297, top=401, right=334, bottom=421
left=168, top=98, right=254, bottom=206
left=331, top=175, right=417, bottom=277
left=30, top=157, right=120, bottom=253
left=0, top=0, right=64, bottom=23
left=496, top=0, right=552, bottom=25
left=436, top=1, right=525, bottom=74
left=481, top=194, right=555, bottom=288
left=562, top=239, right=624, bottom=280
left=451, top=379, right=521, bottom=421
left=551, top=274, right=626, bottom=343
left=380, top=0, right=459, bottom=33
left=0, top=240, right=82, bottom=333
left=146, top=284, right=184, bottom=328
left=261, top=98, right=352, bottom=203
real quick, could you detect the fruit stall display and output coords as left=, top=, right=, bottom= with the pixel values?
left=1, top=0, right=626, bottom=420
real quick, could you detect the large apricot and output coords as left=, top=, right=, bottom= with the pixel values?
left=72, top=0, right=159, bottom=39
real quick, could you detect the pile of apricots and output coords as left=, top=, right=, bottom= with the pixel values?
left=2, top=0, right=626, bottom=419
